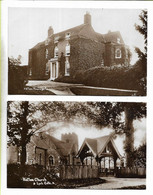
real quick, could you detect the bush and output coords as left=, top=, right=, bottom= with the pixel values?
left=7, top=164, right=44, bottom=187
left=8, top=65, right=28, bottom=94
left=76, top=64, right=146, bottom=95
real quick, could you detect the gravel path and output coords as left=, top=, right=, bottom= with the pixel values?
left=80, top=177, right=146, bottom=189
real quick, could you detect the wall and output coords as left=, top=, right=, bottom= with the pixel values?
left=7, top=145, right=18, bottom=164
left=29, top=40, right=54, bottom=80
left=105, top=43, right=129, bottom=66
left=26, top=135, right=60, bottom=166
left=60, top=165, right=99, bottom=179
left=69, top=38, right=105, bottom=77
left=61, top=132, right=78, bottom=154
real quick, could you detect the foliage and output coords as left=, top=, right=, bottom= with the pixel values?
left=134, top=10, right=147, bottom=94
left=135, top=10, right=147, bottom=60
left=8, top=55, right=22, bottom=66
left=8, top=56, right=28, bottom=94
left=7, top=101, right=146, bottom=167
left=75, top=64, right=146, bottom=95
left=133, top=143, right=146, bottom=167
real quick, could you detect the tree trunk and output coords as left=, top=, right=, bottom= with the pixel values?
left=124, top=106, right=134, bottom=168
left=21, top=145, right=27, bottom=165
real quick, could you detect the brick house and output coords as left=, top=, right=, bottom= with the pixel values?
left=28, top=12, right=130, bottom=81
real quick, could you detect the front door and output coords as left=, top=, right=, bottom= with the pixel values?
left=52, top=62, right=56, bottom=79
left=50, top=61, right=58, bottom=80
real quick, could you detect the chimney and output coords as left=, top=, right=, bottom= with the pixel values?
left=84, top=12, right=91, bottom=25
left=48, top=26, right=54, bottom=37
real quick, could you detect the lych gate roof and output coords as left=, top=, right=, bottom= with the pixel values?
left=78, top=134, right=121, bottom=159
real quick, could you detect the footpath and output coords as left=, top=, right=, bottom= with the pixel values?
left=80, top=177, right=146, bottom=189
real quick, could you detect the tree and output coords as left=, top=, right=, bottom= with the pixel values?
left=133, top=143, right=146, bottom=167
left=84, top=102, right=146, bottom=167
left=135, top=10, right=147, bottom=62
left=7, top=101, right=146, bottom=167
left=7, top=101, right=69, bottom=165
left=8, top=55, right=22, bottom=66
left=134, top=10, right=147, bottom=95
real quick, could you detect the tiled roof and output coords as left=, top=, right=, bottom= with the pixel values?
left=31, top=133, right=74, bottom=157
left=31, top=23, right=124, bottom=51
left=31, top=23, right=106, bottom=50
left=103, top=31, right=124, bottom=44
left=78, top=134, right=121, bottom=158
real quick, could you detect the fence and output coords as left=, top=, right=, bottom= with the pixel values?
left=116, top=167, right=146, bottom=178
left=59, top=165, right=99, bottom=179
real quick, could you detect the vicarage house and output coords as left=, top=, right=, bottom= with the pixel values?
left=28, top=12, right=131, bottom=81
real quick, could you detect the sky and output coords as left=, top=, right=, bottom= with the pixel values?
left=8, top=8, right=144, bottom=65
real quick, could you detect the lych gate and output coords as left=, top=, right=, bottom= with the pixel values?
left=77, top=134, right=121, bottom=176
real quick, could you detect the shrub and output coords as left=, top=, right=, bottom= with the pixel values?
left=77, top=64, right=146, bottom=95
left=8, top=65, right=28, bottom=94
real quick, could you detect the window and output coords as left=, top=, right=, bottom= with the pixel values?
left=54, top=36, right=59, bottom=43
left=29, top=68, right=32, bottom=76
left=49, top=156, right=54, bottom=166
left=65, top=43, right=70, bottom=56
left=45, top=62, right=49, bottom=75
left=45, top=39, right=49, bottom=46
left=54, top=46, right=58, bottom=58
left=115, top=48, right=122, bottom=58
left=65, top=32, right=71, bottom=40
left=65, top=58, right=70, bottom=76
left=45, top=49, right=48, bottom=59
left=117, top=38, right=121, bottom=44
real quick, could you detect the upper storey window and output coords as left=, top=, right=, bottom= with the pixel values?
left=54, top=46, right=58, bottom=58
left=115, top=49, right=122, bottom=58
left=117, top=38, right=121, bottom=44
left=65, top=43, right=70, bottom=56
left=54, top=36, right=59, bottom=43
left=45, top=49, right=48, bottom=59
left=65, top=32, right=71, bottom=40
left=45, top=39, right=49, bottom=46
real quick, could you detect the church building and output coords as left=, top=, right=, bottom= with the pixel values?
left=29, top=12, right=130, bottom=81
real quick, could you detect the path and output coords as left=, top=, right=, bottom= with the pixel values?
left=80, top=177, right=146, bottom=189
left=26, top=80, right=137, bottom=96
left=27, top=80, right=83, bottom=95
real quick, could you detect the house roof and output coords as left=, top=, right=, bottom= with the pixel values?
left=31, top=133, right=74, bottom=157
left=103, top=31, right=124, bottom=44
left=48, top=23, right=105, bottom=43
left=31, top=23, right=107, bottom=50
left=78, top=134, right=121, bottom=159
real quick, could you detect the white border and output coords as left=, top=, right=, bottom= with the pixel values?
left=1, top=1, right=153, bottom=195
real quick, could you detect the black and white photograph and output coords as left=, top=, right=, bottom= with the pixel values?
left=8, top=8, right=147, bottom=96
left=1, top=0, right=153, bottom=194
left=7, top=101, right=146, bottom=189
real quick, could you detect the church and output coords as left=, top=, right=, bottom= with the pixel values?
left=28, top=12, right=130, bottom=81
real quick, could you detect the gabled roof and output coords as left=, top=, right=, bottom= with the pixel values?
left=31, top=133, right=74, bottom=157
left=103, top=31, right=124, bottom=44
left=31, top=23, right=106, bottom=50
left=77, top=134, right=121, bottom=159
left=53, top=24, right=105, bottom=43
